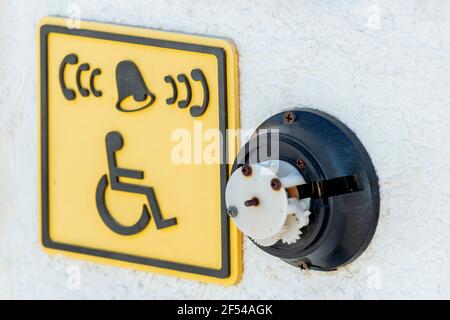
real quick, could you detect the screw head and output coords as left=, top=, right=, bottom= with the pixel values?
left=270, top=178, right=282, bottom=191
left=296, top=159, right=306, bottom=170
left=227, top=206, right=238, bottom=218
left=298, top=261, right=309, bottom=270
left=241, top=165, right=252, bottom=177
left=284, top=111, right=296, bottom=125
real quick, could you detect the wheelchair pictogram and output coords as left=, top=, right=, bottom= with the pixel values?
left=96, top=131, right=177, bottom=235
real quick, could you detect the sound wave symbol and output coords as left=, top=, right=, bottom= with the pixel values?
left=164, top=69, right=209, bottom=118
left=59, top=53, right=102, bottom=101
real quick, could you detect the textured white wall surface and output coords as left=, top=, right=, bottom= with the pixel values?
left=0, top=0, right=449, bottom=299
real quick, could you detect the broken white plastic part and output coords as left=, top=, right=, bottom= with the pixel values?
left=225, top=160, right=311, bottom=247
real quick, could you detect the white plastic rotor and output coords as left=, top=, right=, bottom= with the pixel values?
left=225, top=160, right=311, bottom=247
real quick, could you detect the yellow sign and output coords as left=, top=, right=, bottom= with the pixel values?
left=38, top=17, right=241, bottom=285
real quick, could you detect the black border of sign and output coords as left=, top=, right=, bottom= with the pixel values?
left=40, top=24, right=230, bottom=279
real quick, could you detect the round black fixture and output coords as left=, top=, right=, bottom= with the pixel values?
left=225, top=108, right=380, bottom=271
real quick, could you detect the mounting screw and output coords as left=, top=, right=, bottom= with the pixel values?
left=284, top=111, right=296, bottom=125
left=270, top=178, right=282, bottom=191
left=227, top=206, right=238, bottom=218
left=296, top=159, right=306, bottom=171
left=298, top=261, right=309, bottom=270
left=241, top=165, right=252, bottom=177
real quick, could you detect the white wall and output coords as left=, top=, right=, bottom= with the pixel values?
left=0, top=0, right=449, bottom=299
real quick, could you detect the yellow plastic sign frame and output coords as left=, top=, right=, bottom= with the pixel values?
left=38, top=17, right=242, bottom=285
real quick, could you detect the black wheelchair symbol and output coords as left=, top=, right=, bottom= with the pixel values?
left=96, top=131, right=177, bottom=235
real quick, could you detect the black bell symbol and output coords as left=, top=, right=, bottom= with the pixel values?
left=115, top=60, right=156, bottom=112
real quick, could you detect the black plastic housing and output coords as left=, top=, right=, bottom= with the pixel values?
left=231, top=109, right=380, bottom=271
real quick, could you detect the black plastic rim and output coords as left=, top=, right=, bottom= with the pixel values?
left=232, top=108, right=380, bottom=271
